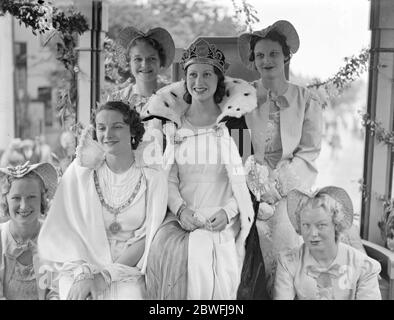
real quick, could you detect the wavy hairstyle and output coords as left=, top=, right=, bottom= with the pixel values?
left=0, top=172, right=49, bottom=217
left=248, top=30, right=292, bottom=65
left=294, top=193, right=351, bottom=242
left=128, top=37, right=166, bottom=68
left=92, top=101, right=145, bottom=150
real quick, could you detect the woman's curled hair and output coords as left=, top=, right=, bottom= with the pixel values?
left=93, top=100, right=145, bottom=150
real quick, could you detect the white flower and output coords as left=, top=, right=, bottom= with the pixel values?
left=37, top=4, right=53, bottom=31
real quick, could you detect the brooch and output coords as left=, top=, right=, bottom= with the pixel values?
left=7, top=161, right=31, bottom=178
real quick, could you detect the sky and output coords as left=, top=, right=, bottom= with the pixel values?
left=220, top=0, right=371, bottom=80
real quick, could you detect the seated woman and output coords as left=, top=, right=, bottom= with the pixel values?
left=274, top=186, right=381, bottom=300
left=0, top=161, right=58, bottom=300
left=37, top=101, right=168, bottom=300
left=141, top=39, right=257, bottom=299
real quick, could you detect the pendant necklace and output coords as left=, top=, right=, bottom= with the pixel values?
left=94, top=169, right=142, bottom=234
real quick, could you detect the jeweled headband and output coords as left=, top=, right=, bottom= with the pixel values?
left=181, top=39, right=226, bottom=73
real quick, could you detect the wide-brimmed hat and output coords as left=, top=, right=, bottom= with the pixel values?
left=0, top=161, right=58, bottom=200
left=238, top=20, right=300, bottom=70
left=287, top=186, right=353, bottom=234
left=116, top=26, right=175, bottom=69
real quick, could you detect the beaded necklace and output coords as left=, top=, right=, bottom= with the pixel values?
left=93, top=169, right=142, bottom=234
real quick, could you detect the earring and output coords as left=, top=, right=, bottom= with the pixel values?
left=132, top=137, right=136, bottom=144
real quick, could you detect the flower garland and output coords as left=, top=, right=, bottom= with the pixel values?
left=307, top=48, right=370, bottom=94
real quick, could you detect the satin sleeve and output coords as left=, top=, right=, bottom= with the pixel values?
left=222, top=197, right=239, bottom=222
left=355, top=256, right=382, bottom=300
left=273, top=252, right=297, bottom=300
left=167, top=162, right=185, bottom=215
left=276, top=93, right=323, bottom=194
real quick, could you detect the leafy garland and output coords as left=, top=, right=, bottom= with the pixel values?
left=361, top=113, right=394, bottom=149
left=377, top=195, right=394, bottom=251
left=358, top=178, right=394, bottom=251
left=0, top=0, right=88, bottom=36
left=307, top=48, right=370, bottom=95
left=0, top=0, right=89, bottom=129
left=231, top=0, right=259, bottom=33
left=359, top=112, right=394, bottom=250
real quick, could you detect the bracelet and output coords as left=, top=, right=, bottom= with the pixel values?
left=100, top=269, right=112, bottom=288
left=73, top=272, right=94, bottom=284
left=176, top=202, right=187, bottom=218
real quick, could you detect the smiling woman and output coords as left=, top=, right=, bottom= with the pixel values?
left=0, top=162, right=58, bottom=300
left=143, top=39, right=258, bottom=300
left=108, top=26, right=176, bottom=163
left=110, top=26, right=175, bottom=112
left=37, top=101, right=168, bottom=300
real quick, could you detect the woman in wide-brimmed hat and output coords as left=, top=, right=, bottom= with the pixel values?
left=0, top=161, right=58, bottom=299
left=237, top=20, right=324, bottom=296
left=38, top=101, right=168, bottom=300
left=274, top=186, right=381, bottom=300
left=109, top=26, right=176, bottom=163
left=110, top=26, right=175, bottom=112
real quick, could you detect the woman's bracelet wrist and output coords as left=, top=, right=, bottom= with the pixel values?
left=73, top=272, right=94, bottom=284
left=176, top=202, right=187, bottom=218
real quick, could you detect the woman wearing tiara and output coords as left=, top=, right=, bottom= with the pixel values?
left=38, top=101, right=168, bottom=300
left=141, top=38, right=260, bottom=299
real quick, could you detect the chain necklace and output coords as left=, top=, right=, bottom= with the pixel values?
left=173, top=118, right=225, bottom=144
left=93, top=169, right=142, bottom=235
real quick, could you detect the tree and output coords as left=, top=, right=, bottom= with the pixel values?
left=103, top=0, right=244, bottom=93
left=107, top=0, right=241, bottom=48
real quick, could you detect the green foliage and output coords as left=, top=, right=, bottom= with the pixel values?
left=1, top=0, right=89, bottom=130
left=361, top=113, right=394, bottom=149
left=107, top=0, right=241, bottom=48
left=0, top=0, right=88, bottom=36
left=231, top=0, right=260, bottom=32
left=377, top=196, right=394, bottom=251
left=104, top=0, right=245, bottom=91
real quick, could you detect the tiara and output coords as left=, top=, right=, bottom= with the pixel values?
left=181, top=39, right=226, bottom=73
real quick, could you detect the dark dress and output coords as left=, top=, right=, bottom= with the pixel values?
left=226, top=116, right=269, bottom=300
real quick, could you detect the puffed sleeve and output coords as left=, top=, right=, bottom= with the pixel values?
left=273, top=251, right=297, bottom=300
left=355, top=256, right=382, bottom=300
left=276, top=92, right=323, bottom=194
left=222, top=197, right=239, bottom=222
left=144, top=118, right=164, bottom=154
left=167, top=162, right=185, bottom=215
